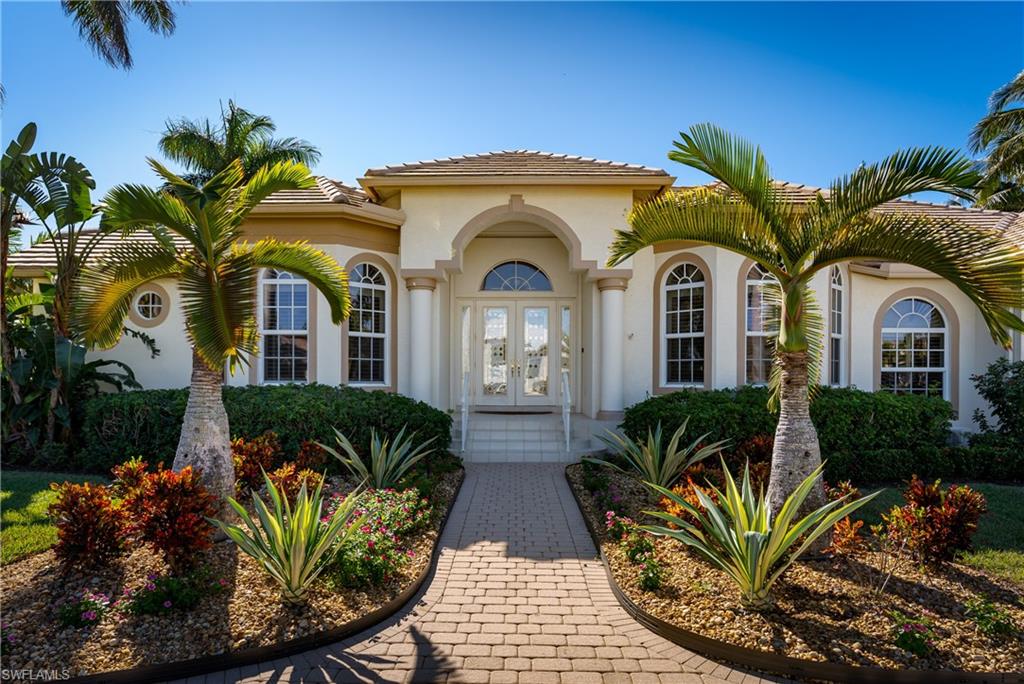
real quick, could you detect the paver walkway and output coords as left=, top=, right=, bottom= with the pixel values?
left=199, top=465, right=786, bottom=683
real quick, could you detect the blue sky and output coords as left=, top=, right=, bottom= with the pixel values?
left=2, top=1, right=1021, bottom=241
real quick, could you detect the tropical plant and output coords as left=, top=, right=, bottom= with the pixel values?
left=587, top=419, right=726, bottom=489
left=211, top=472, right=363, bottom=604
left=645, top=462, right=877, bottom=609
left=61, top=1, right=176, bottom=70
left=320, top=425, right=435, bottom=490
left=608, top=124, right=1024, bottom=517
left=970, top=71, right=1024, bottom=211
left=159, top=100, right=321, bottom=185
left=73, top=159, right=350, bottom=503
left=971, top=358, right=1024, bottom=447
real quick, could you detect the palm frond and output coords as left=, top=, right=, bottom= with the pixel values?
left=158, top=118, right=223, bottom=175
left=100, top=181, right=200, bottom=246
left=244, top=139, right=322, bottom=175
left=608, top=187, right=783, bottom=272
left=72, top=241, right=180, bottom=349
left=227, top=161, right=315, bottom=227
left=812, top=212, right=1024, bottom=348
left=241, top=239, right=350, bottom=324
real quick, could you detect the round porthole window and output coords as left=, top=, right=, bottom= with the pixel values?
left=129, top=285, right=170, bottom=327
left=135, top=292, right=163, bottom=320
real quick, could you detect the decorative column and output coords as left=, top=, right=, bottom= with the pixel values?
left=406, top=277, right=436, bottom=404
left=598, top=278, right=627, bottom=419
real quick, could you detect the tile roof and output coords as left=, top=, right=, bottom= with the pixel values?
left=364, top=150, right=670, bottom=177
left=680, top=181, right=1020, bottom=233
left=260, top=176, right=370, bottom=205
left=9, top=230, right=191, bottom=272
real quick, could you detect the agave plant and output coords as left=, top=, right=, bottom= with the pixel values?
left=210, top=471, right=362, bottom=604
left=586, top=419, right=726, bottom=489
left=319, top=426, right=435, bottom=490
left=645, top=461, right=877, bottom=609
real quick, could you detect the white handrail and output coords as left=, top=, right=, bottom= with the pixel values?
left=460, top=370, right=470, bottom=453
left=561, top=369, right=571, bottom=453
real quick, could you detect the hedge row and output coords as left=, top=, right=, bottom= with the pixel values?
left=620, top=386, right=1022, bottom=483
left=74, top=384, right=452, bottom=474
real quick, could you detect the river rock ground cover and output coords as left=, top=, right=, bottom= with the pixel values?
left=566, top=464, right=1024, bottom=674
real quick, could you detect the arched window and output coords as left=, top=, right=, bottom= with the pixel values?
left=829, top=266, right=844, bottom=386
left=663, top=262, right=706, bottom=386
left=482, top=260, right=552, bottom=292
left=744, top=263, right=778, bottom=384
left=259, top=269, right=309, bottom=384
left=880, top=297, right=947, bottom=398
left=348, top=262, right=389, bottom=385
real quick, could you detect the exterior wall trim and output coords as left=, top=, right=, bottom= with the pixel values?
left=652, top=252, right=713, bottom=393
left=342, top=253, right=399, bottom=392
left=871, top=287, right=960, bottom=412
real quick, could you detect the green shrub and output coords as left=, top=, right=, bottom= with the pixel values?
left=622, top=387, right=957, bottom=483
left=77, top=384, right=451, bottom=474
left=971, top=358, right=1024, bottom=448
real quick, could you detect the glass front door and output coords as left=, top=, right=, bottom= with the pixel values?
left=474, top=301, right=555, bottom=407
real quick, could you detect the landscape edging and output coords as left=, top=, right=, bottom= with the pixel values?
left=66, top=468, right=466, bottom=684
left=564, top=465, right=1023, bottom=684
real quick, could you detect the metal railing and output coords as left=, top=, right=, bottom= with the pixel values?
left=561, top=369, right=571, bottom=453
left=460, top=370, right=470, bottom=453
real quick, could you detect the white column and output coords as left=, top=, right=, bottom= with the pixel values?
left=598, top=278, right=627, bottom=418
left=406, top=277, right=437, bottom=404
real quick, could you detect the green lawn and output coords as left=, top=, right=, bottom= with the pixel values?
left=854, top=482, right=1024, bottom=585
left=1, top=470, right=106, bottom=564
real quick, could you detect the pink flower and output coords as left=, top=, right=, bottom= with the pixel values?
left=82, top=610, right=97, bottom=621
left=163, top=600, right=172, bottom=608
left=145, top=582, right=156, bottom=591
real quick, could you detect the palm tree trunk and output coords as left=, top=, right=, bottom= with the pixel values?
left=174, top=349, right=234, bottom=506
left=766, top=350, right=828, bottom=527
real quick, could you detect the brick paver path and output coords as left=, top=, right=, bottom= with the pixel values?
left=199, top=465, right=786, bottom=683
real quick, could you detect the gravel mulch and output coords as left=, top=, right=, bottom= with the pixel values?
left=566, top=464, right=1024, bottom=674
left=0, top=468, right=463, bottom=676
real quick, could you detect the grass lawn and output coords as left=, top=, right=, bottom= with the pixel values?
left=1, top=470, right=106, bottom=564
left=854, top=481, right=1024, bottom=585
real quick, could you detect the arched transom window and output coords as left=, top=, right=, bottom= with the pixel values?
left=259, top=269, right=309, bottom=384
left=663, top=263, right=706, bottom=386
left=744, top=264, right=778, bottom=385
left=880, top=297, right=947, bottom=397
left=829, top=266, right=844, bottom=386
left=348, top=263, right=389, bottom=385
left=482, top=260, right=552, bottom=292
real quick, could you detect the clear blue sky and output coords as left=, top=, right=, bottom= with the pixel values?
left=2, top=1, right=1021, bottom=242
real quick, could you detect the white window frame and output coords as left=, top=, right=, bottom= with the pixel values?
left=880, top=296, right=948, bottom=400
left=347, top=262, right=390, bottom=387
left=744, top=264, right=778, bottom=385
left=257, top=269, right=310, bottom=385
left=133, top=290, right=164, bottom=321
left=661, top=262, right=706, bottom=388
left=829, top=266, right=845, bottom=387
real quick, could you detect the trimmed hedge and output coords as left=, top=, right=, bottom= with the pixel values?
left=620, top=386, right=1024, bottom=483
left=76, top=384, right=451, bottom=474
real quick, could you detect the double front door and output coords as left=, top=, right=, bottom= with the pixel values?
left=476, top=301, right=557, bottom=407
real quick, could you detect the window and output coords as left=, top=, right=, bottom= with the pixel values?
left=482, top=260, right=552, bottom=291
left=348, top=262, right=389, bottom=385
left=663, top=263, right=706, bottom=385
left=880, top=297, right=947, bottom=398
left=744, top=264, right=778, bottom=384
left=134, top=291, right=163, bottom=321
left=259, top=269, right=309, bottom=384
left=829, top=266, right=844, bottom=386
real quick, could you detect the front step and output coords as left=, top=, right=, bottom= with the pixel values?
left=454, top=412, right=614, bottom=463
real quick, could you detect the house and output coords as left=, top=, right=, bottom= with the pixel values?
left=11, top=150, right=1024, bottom=459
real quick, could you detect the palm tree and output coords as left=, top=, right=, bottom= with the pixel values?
left=73, top=159, right=350, bottom=503
left=608, top=124, right=1024, bottom=518
left=61, top=1, right=176, bottom=70
left=159, top=100, right=321, bottom=185
left=970, top=71, right=1024, bottom=211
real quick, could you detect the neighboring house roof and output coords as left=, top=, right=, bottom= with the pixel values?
left=363, top=150, right=670, bottom=178
left=260, top=176, right=371, bottom=206
left=1005, top=213, right=1024, bottom=248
